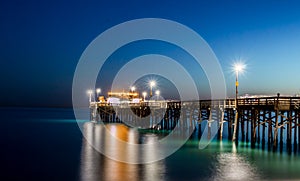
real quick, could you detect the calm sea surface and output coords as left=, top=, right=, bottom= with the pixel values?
left=1, top=107, right=300, bottom=181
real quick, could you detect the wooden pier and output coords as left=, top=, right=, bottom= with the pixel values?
left=89, top=95, right=300, bottom=153
left=237, top=95, right=300, bottom=153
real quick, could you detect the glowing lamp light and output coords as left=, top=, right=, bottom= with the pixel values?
left=96, top=88, right=101, bottom=102
left=155, top=90, right=160, bottom=96
left=87, top=89, right=93, bottom=102
left=150, top=81, right=156, bottom=87
left=233, top=63, right=246, bottom=75
left=130, top=86, right=136, bottom=92
left=142, top=91, right=147, bottom=101
left=96, top=88, right=101, bottom=94
left=232, top=62, right=246, bottom=90
left=149, top=80, right=156, bottom=97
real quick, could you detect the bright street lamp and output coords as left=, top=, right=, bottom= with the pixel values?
left=232, top=62, right=246, bottom=142
left=142, top=92, right=147, bottom=101
left=96, top=88, right=101, bottom=101
left=155, top=90, right=160, bottom=100
left=130, top=86, right=136, bottom=92
left=155, top=90, right=160, bottom=96
left=149, top=81, right=156, bottom=97
left=233, top=63, right=245, bottom=100
left=87, top=89, right=93, bottom=103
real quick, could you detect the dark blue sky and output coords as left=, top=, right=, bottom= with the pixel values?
left=1, top=0, right=300, bottom=107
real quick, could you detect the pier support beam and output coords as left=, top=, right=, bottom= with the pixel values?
left=241, top=110, right=245, bottom=142
left=251, top=109, right=257, bottom=148
left=287, top=111, right=292, bottom=153
left=232, top=109, right=239, bottom=142
left=273, top=109, right=279, bottom=151
left=279, top=114, right=284, bottom=152
left=219, top=110, right=225, bottom=140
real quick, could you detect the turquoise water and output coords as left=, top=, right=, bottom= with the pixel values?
left=1, top=107, right=300, bottom=180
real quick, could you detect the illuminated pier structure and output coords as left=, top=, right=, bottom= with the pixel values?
left=90, top=95, right=300, bottom=153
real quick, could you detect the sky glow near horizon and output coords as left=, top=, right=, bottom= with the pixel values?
left=1, top=0, right=300, bottom=106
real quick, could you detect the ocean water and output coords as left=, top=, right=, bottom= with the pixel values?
left=1, top=107, right=300, bottom=181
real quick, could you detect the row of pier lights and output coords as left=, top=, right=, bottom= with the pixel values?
left=86, top=88, right=101, bottom=103
left=86, top=63, right=247, bottom=103
left=87, top=63, right=246, bottom=102
left=142, top=81, right=160, bottom=101
left=86, top=80, right=162, bottom=103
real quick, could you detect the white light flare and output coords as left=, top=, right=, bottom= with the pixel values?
left=130, top=86, right=136, bottom=92
left=87, top=89, right=93, bottom=102
left=96, top=88, right=101, bottom=94
left=150, top=81, right=156, bottom=87
left=142, top=91, right=147, bottom=101
left=233, top=62, right=246, bottom=76
left=155, top=90, right=160, bottom=96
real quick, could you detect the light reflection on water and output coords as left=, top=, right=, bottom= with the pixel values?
left=80, top=122, right=300, bottom=181
left=211, top=144, right=261, bottom=181
left=80, top=122, right=166, bottom=181
left=4, top=108, right=300, bottom=180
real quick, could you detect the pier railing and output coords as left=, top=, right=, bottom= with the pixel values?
left=90, top=99, right=237, bottom=109
left=90, top=96, right=300, bottom=111
left=237, top=96, right=300, bottom=110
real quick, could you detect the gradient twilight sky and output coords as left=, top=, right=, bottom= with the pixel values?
left=1, top=0, right=300, bottom=107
